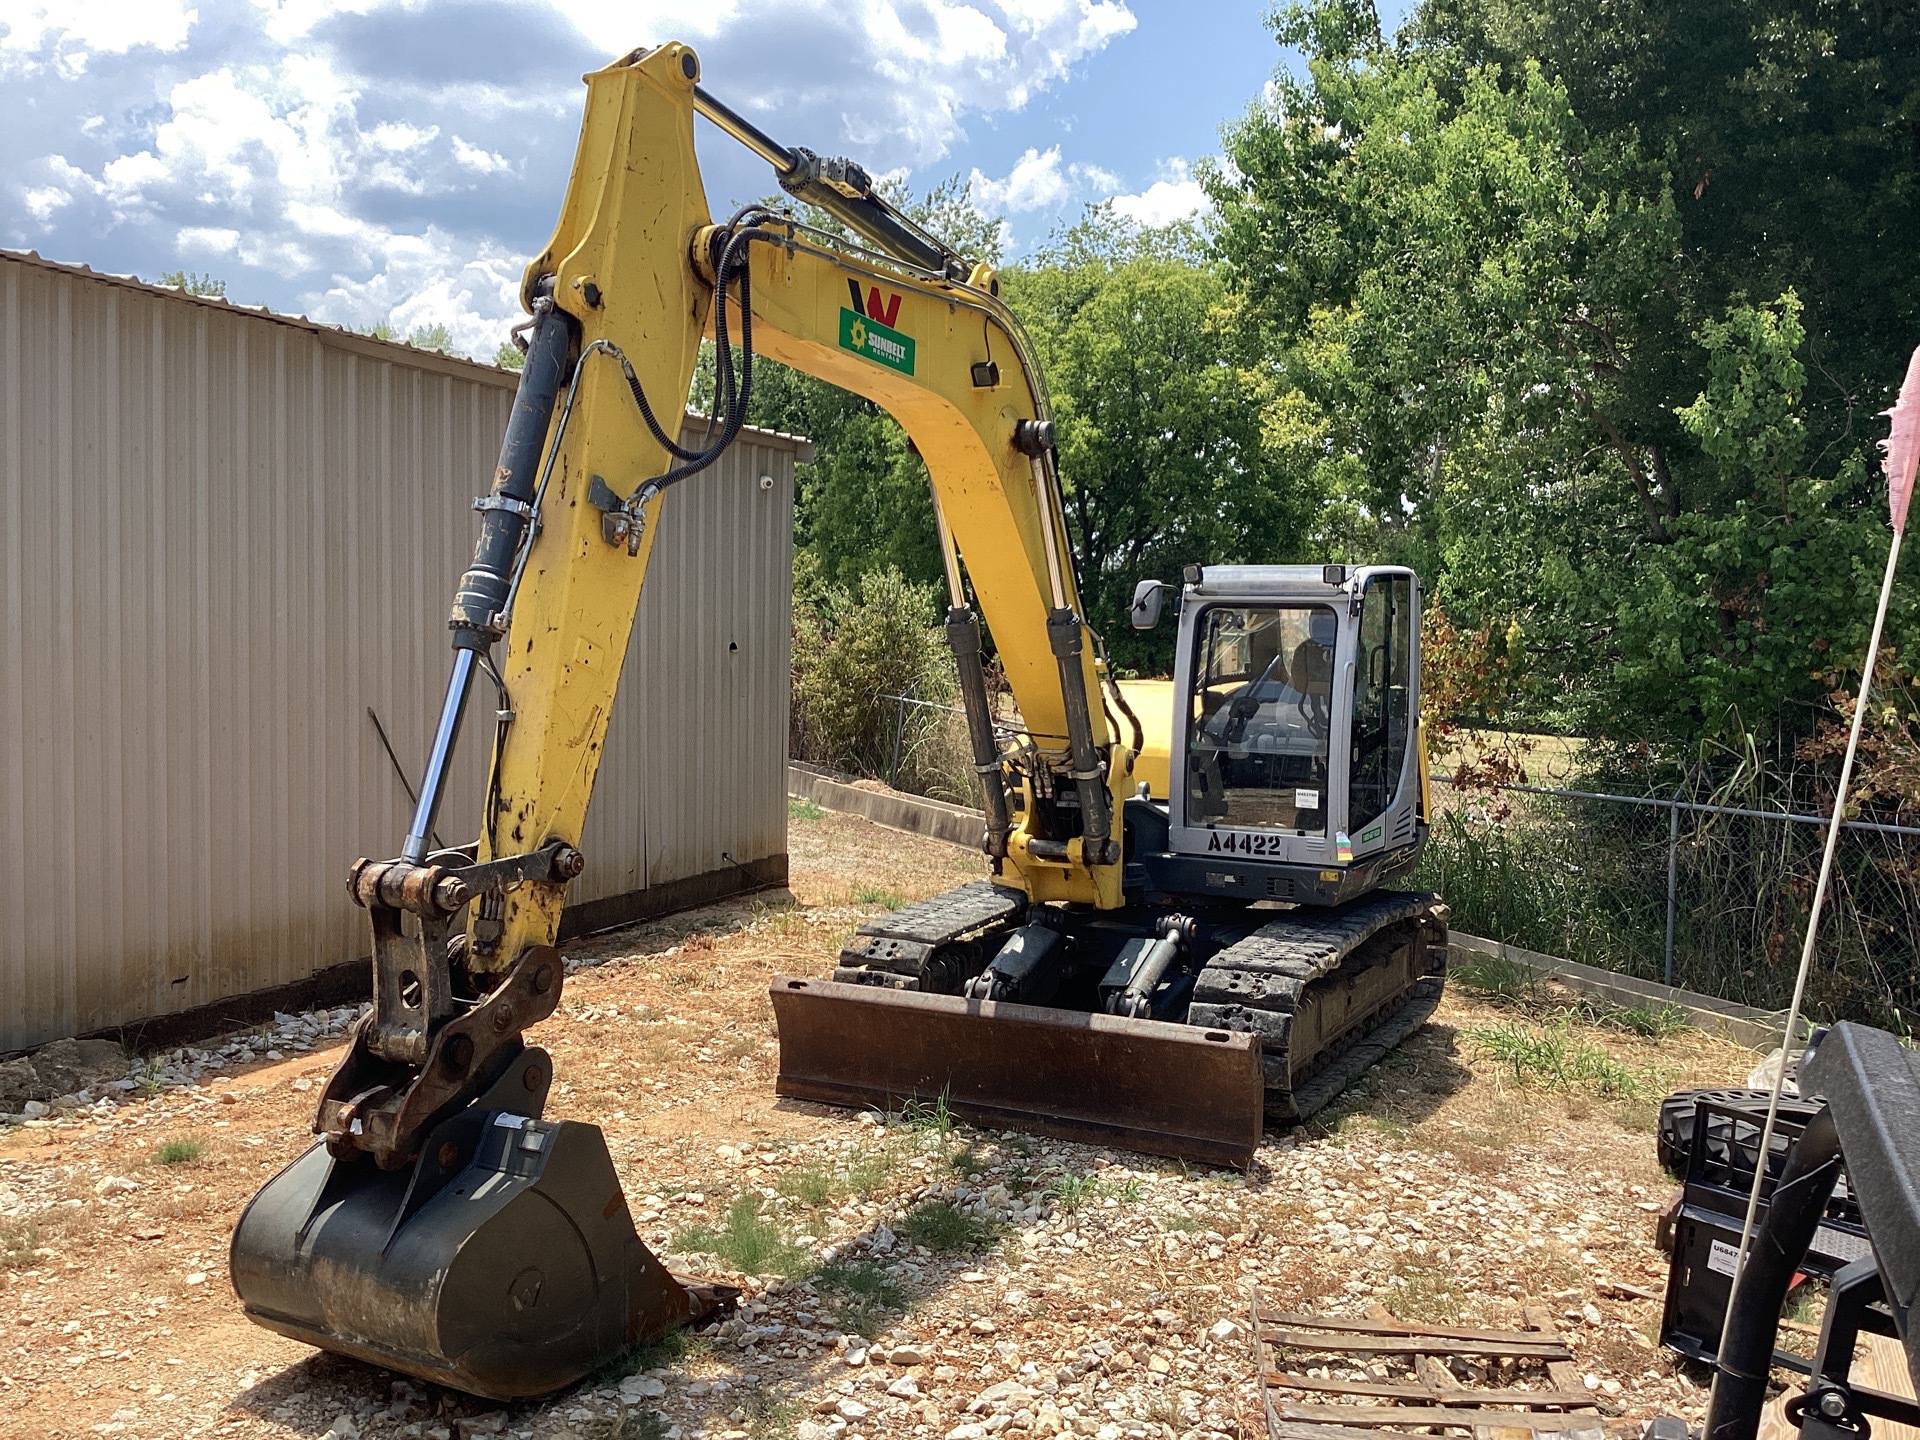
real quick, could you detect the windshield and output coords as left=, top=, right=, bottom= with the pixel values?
left=1186, top=604, right=1334, bottom=833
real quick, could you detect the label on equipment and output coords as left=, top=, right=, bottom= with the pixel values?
left=839, top=308, right=916, bottom=375
left=1707, top=1238, right=1741, bottom=1277
left=1295, top=788, right=1320, bottom=810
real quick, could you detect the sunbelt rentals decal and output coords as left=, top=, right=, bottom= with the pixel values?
left=840, top=280, right=915, bottom=376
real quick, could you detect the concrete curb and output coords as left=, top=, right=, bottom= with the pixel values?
left=786, top=762, right=1784, bottom=1053
left=1448, top=932, right=1788, bottom=1051
left=788, top=762, right=985, bottom=851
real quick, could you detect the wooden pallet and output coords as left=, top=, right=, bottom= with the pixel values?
left=1251, top=1294, right=1606, bottom=1440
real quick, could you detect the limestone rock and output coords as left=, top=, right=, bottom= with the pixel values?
left=0, top=1057, right=40, bottom=1110
left=31, top=1038, right=127, bottom=1097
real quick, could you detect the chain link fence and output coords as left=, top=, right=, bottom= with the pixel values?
left=833, top=699, right=1919, bottom=1027
left=1414, top=778, right=1920, bottom=1028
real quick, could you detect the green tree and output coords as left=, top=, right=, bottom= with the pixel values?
left=1003, top=214, right=1320, bottom=668
left=493, top=340, right=525, bottom=371
left=1209, top=0, right=1916, bottom=761
left=406, top=322, right=455, bottom=354
left=159, top=270, right=225, bottom=297
left=1415, top=0, right=1920, bottom=469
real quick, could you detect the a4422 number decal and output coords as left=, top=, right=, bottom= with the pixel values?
left=1206, top=830, right=1287, bottom=855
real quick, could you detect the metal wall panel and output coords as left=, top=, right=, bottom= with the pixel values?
left=0, top=251, right=797, bottom=1051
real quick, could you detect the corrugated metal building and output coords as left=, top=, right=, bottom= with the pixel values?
left=0, top=249, right=803, bottom=1053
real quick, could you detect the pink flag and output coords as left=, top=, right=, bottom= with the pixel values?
left=1884, top=345, right=1920, bottom=536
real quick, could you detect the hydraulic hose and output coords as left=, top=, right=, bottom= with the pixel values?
left=1703, top=1104, right=1845, bottom=1440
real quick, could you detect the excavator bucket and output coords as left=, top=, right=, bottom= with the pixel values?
left=769, top=977, right=1265, bottom=1168
left=231, top=1048, right=727, bottom=1399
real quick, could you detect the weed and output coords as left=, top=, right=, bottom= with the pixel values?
left=674, top=1195, right=814, bottom=1279
left=1609, top=1095, right=1663, bottom=1133
left=787, top=797, right=825, bottom=821
left=899, top=1200, right=998, bottom=1252
left=740, top=1385, right=800, bottom=1440
left=1608, top=1002, right=1692, bottom=1039
left=779, top=1145, right=895, bottom=1208
left=1382, top=1249, right=1464, bottom=1325
left=1452, top=952, right=1544, bottom=1004
left=616, top=1410, right=670, bottom=1440
left=948, top=1144, right=988, bottom=1179
left=896, top=1093, right=955, bottom=1139
left=157, top=1138, right=204, bottom=1165
left=814, top=1258, right=908, bottom=1337
left=1161, top=1210, right=1205, bottom=1234
left=1464, top=1019, right=1660, bottom=1099
left=1045, top=1172, right=1099, bottom=1214
left=1141, top=1391, right=1187, bottom=1429
left=589, top=1323, right=703, bottom=1387
left=0, top=1222, right=40, bottom=1269
left=854, top=886, right=906, bottom=909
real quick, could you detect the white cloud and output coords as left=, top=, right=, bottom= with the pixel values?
left=2, top=0, right=1137, bottom=356
left=22, top=184, right=69, bottom=221
left=314, top=232, right=528, bottom=358
left=1108, top=157, right=1208, bottom=227
left=178, top=225, right=240, bottom=253
left=971, top=145, right=1121, bottom=217
left=368, top=121, right=438, bottom=152
left=971, top=147, right=1068, bottom=213
left=0, top=0, right=198, bottom=62
left=450, top=135, right=512, bottom=174
left=554, top=0, right=1137, bottom=169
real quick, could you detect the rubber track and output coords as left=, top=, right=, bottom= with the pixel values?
left=835, top=880, right=1027, bottom=981
left=1188, top=889, right=1445, bottom=1123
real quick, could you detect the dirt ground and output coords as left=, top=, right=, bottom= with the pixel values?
left=0, top=807, right=1758, bottom=1440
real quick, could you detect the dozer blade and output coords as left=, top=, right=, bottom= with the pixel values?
left=769, top=977, right=1264, bottom=1168
left=231, top=1048, right=727, bottom=1400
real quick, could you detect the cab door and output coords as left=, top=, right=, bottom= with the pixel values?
left=1345, top=569, right=1420, bottom=858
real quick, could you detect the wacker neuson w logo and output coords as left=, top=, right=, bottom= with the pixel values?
left=840, top=280, right=915, bottom=376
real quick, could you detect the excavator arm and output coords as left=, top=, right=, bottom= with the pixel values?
left=314, top=43, right=1129, bottom=1173
left=232, top=41, right=1131, bottom=1400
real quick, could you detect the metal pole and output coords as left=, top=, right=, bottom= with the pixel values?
left=1723, top=524, right=1904, bottom=1323
left=1664, top=798, right=1680, bottom=987
left=402, top=649, right=476, bottom=864
left=889, top=695, right=905, bottom=789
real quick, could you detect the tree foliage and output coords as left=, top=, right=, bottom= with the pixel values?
left=159, top=270, right=226, bottom=297
left=1208, top=0, right=1919, bottom=773
left=1003, top=215, right=1319, bottom=668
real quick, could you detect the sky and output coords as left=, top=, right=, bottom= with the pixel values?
left=0, top=1, right=1407, bottom=360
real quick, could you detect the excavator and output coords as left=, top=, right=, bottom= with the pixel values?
left=230, top=42, right=1448, bottom=1402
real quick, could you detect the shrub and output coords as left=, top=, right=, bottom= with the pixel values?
left=792, top=564, right=975, bottom=800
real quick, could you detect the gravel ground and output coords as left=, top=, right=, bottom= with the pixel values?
left=0, top=807, right=1757, bottom=1440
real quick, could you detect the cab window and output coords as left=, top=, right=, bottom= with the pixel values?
left=1185, top=605, right=1334, bottom=834
left=1348, top=575, right=1414, bottom=832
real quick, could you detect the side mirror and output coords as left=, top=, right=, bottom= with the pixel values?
left=1130, top=580, right=1169, bottom=630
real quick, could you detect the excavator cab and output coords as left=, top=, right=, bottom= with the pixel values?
left=1150, top=564, right=1428, bottom=904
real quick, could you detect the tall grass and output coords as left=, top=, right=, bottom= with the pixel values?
left=1413, top=793, right=1919, bottom=1027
